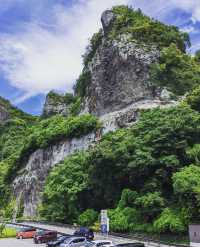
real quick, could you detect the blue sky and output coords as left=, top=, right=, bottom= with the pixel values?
left=0, top=0, right=199, bottom=115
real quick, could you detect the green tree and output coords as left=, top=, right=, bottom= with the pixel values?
left=153, top=208, right=186, bottom=233
left=185, top=85, right=200, bottom=112
left=150, top=44, right=200, bottom=95
left=78, top=209, right=98, bottom=227
left=40, top=152, right=89, bottom=223
left=173, top=165, right=200, bottom=219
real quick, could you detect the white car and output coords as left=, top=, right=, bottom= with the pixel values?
left=83, top=240, right=114, bottom=247
left=60, top=237, right=87, bottom=247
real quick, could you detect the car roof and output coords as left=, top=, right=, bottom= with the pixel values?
left=93, top=240, right=112, bottom=244
left=116, top=243, right=145, bottom=247
left=68, top=237, right=86, bottom=241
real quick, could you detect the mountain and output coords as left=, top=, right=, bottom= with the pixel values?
left=1, top=6, right=200, bottom=238
left=0, top=96, right=35, bottom=123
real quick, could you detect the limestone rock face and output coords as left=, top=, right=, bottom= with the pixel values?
left=13, top=132, right=96, bottom=217
left=0, top=105, right=9, bottom=122
left=101, top=10, right=115, bottom=33
left=100, top=99, right=177, bottom=134
left=83, top=33, right=159, bottom=116
left=43, top=91, right=71, bottom=117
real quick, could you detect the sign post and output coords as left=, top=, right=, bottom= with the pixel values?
left=101, top=210, right=109, bottom=237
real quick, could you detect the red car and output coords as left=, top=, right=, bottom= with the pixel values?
left=16, top=227, right=36, bottom=239
left=33, top=230, right=57, bottom=244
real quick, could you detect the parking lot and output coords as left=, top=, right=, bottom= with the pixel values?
left=0, top=238, right=45, bottom=247
left=0, top=222, right=172, bottom=247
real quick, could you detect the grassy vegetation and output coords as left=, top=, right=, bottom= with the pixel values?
left=0, top=227, right=16, bottom=238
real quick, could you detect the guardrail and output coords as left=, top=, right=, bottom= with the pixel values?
left=7, top=220, right=190, bottom=247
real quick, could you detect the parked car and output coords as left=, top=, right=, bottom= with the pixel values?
left=34, top=230, right=57, bottom=244
left=60, top=237, right=87, bottom=247
left=115, top=243, right=145, bottom=247
left=84, top=240, right=114, bottom=247
left=46, top=234, right=72, bottom=247
left=74, top=227, right=94, bottom=240
left=16, top=227, right=36, bottom=239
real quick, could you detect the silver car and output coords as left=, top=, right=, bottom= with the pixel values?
left=60, top=237, right=87, bottom=247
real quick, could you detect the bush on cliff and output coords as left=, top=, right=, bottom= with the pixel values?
left=150, top=44, right=200, bottom=95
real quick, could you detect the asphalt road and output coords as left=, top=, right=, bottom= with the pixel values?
left=0, top=238, right=45, bottom=247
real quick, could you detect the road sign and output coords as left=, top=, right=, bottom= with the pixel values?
left=101, top=210, right=109, bottom=234
left=101, top=224, right=107, bottom=234
left=101, top=210, right=107, bottom=225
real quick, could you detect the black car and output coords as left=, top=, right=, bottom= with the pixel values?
left=46, top=234, right=72, bottom=247
left=116, top=243, right=145, bottom=247
left=74, top=227, right=94, bottom=240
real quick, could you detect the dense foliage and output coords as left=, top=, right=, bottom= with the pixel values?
left=111, top=6, right=190, bottom=52
left=42, top=105, right=200, bottom=234
left=150, top=44, right=200, bottom=95
left=0, top=113, right=99, bottom=216
left=185, top=85, right=200, bottom=112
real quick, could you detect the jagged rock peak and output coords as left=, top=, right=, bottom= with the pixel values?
left=42, top=91, right=75, bottom=117
left=101, top=10, right=115, bottom=33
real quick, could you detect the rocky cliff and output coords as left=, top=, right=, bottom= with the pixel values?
left=13, top=132, right=96, bottom=217
left=0, top=105, right=9, bottom=122
left=81, top=10, right=168, bottom=117
left=11, top=8, right=179, bottom=218
left=43, top=91, right=75, bottom=117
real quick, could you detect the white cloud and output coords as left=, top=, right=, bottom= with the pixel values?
left=0, top=0, right=129, bottom=103
left=170, top=0, right=200, bottom=23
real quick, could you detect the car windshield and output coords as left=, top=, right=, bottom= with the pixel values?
left=36, top=230, right=46, bottom=236
left=64, top=238, right=74, bottom=244
left=58, top=236, right=66, bottom=241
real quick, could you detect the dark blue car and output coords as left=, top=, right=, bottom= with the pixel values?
left=74, top=227, right=94, bottom=240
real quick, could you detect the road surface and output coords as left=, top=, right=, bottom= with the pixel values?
left=0, top=238, right=45, bottom=247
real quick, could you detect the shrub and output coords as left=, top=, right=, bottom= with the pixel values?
left=0, top=227, right=16, bottom=238
left=83, top=30, right=103, bottom=66
left=111, top=6, right=190, bottom=51
left=108, top=208, right=129, bottom=232
left=74, top=70, right=91, bottom=98
left=118, top=189, right=138, bottom=209
left=153, top=208, right=186, bottom=233
left=185, top=85, right=200, bottom=112
left=150, top=44, right=200, bottom=95
left=78, top=209, right=98, bottom=227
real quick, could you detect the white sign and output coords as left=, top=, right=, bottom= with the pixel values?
left=101, top=210, right=107, bottom=225
left=101, top=210, right=109, bottom=234
left=107, top=218, right=109, bottom=233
